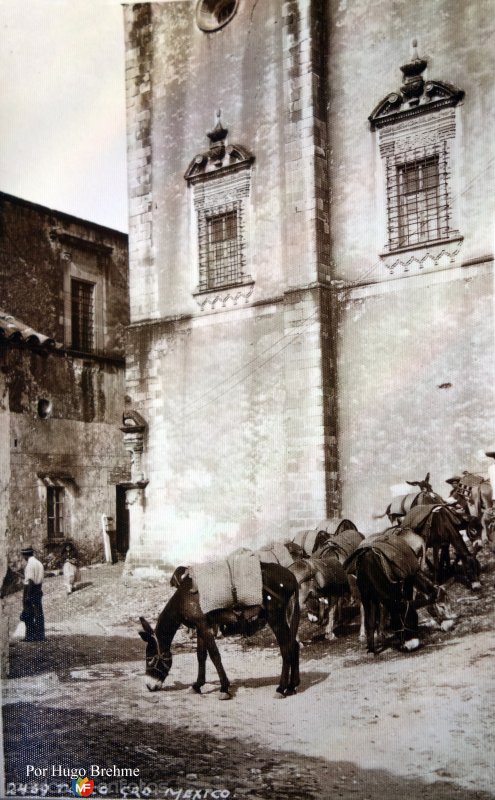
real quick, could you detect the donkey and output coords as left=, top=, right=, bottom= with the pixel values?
left=289, top=528, right=365, bottom=641
left=139, top=562, right=300, bottom=700
left=346, top=529, right=441, bottom=654
left=374, top=473, right=445, bottom=524
left=400, top=504, right=481, bottom=590
left=452, top=473, right=493, bottom=544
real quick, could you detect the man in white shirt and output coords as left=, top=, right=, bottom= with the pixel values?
left=21, top=545, right=45, bottom=641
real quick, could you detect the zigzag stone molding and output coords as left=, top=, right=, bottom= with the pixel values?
left=193, top=281, right=255, bottom=311
left=380, top=237, right=463, bottom=276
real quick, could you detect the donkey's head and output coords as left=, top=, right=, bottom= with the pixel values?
left=139, top=616, right=172, bottom=691
left=406, top=472, right=433, bottom=493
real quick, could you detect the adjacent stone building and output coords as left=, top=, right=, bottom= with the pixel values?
left=0, top=192, right=130, bottom=578
left=123, top=0, right=495, bottom=567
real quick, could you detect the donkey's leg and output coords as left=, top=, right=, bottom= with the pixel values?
left=269, top=621, right=293, bottom=698
left=288, top=595, right=300, bottom=692
left=324, top=598, right=338, bottom=640
left=198, top=624, right=231, bottom=699
left=347, top=574, right=366, bottom=641
left=191, top=631, right=207, bottom=694
left=363, top=598, right=377, bottom=653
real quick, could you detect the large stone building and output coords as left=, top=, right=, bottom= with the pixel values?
left=123, top=0, right=495, bottom=568
left=0, top=192, right=130, bottom=579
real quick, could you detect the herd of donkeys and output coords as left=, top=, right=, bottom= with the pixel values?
left=260, top=471, right=487, bottom=654
left=139, top=471, right=490, bottom=698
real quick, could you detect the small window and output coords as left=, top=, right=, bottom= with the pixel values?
left=47, top=487, right=65, bottom=540
left=37, top=399, right=53, bottom=419
left=71, top=279, right=95, bottom=351
left=205, top=210, right=241, bottom=289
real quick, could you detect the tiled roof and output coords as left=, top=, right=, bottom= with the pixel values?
left=0, top=310, right=61, bottom=349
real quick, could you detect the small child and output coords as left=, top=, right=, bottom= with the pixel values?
left=61, top=541, right=80, bottom=595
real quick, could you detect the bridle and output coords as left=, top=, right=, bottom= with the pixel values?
left=146, top=637, right=172, bottom=679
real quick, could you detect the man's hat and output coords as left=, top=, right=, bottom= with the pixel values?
left=21, top=545, right=34, bottom=555
left=485, top=451, right=495, bottom=459
left=445, top=476, right=461, bottom=485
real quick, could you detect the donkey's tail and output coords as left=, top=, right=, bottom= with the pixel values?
left=372, top=510, right=388, bottom=520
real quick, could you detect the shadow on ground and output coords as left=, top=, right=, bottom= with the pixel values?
left=3, top=703, right=493, bottom=800
left=8, top=636, right=143, bottom=678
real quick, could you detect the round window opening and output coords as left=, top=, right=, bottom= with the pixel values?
left=196, top=0, right=238, bottom=32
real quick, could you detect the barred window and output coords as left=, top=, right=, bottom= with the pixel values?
left=47, top=487, right=65, bottom=540
left=206, top=210, right=241, bottom=289
left=386, top=146, right=450, bottom=251
left=71, top=278, right=95, bottom=351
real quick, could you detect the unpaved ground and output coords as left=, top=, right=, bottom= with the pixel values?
left=2, top=554, right=495, bottom=800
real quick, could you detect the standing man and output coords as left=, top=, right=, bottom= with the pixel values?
left=20, top=545, right=45, bottom=641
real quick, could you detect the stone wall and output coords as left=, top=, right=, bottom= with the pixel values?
left=3, top=342, right=130, bottom=572
left=326, top=0, right=495, bottom=282
left=0, top=365, right=10, bottom=677
left=0, top=192, right=128, bottom=356
left=327, top=0, right=495, bottom=530
left=123, top=0, right=495, bottom=562
left=125, top=288, right=334, bottom=567
left=123, top=0, right=337, bottom=566
left=337, top=265, right=495, bottom=532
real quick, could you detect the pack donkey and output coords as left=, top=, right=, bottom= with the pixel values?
left=374, top=473, right=445, bottom=525
left=139, top=561, right=300, bottom=699
left=289, top=526, right=365, bottom=641
left=345, top=529, right=442, bottom=654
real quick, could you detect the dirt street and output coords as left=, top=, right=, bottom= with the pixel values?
left=2, top=554, right=495, bottom=800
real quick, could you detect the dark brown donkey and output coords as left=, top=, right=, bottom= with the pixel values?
left=139, top=562, right=300, bottom=699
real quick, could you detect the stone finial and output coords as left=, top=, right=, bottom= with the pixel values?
left=400, top=38, right=427, bottom=106
left=207, top=109, right=228, bottom=145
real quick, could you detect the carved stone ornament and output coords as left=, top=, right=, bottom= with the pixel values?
left=380, top=237, right=464, bottom=277
left=369, top=39, right=464, bottom=129
left=120, top=409, right=148, bottom=484
left=184, top=111, right=254, bottom=183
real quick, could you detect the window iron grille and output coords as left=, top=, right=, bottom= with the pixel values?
left=205, top=210, right=242, bottom=289
left=71, top=279, right=95, bottom=351
left=386, top=144, right=451, bottom=250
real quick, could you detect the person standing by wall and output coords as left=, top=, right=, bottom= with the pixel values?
left=20, top=545, right=45, bottom=641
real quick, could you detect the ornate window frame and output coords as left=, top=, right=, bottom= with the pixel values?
left=369, top=41, right=464, bottom=276
left=50, top=229, right=113, bottom=352
left=185, top=113, right=255, bottom=310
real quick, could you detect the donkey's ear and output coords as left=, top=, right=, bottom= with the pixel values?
left=139, top=630, right=151, bottom=642
left=140, top=616, right=154, bottom=634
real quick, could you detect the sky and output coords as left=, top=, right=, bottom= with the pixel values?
left=0, top=0, right=129, bottom=232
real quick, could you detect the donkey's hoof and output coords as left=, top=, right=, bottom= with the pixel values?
left=402, top=638, right=420, bottom=652
left=218, top=691, right=231, bottom=701
left=274, top=690, right=286, bottom=699
left=190, top=684, right=202, bottom=694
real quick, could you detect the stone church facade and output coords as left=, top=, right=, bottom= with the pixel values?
left=123, top=0, right=495, bottom=568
